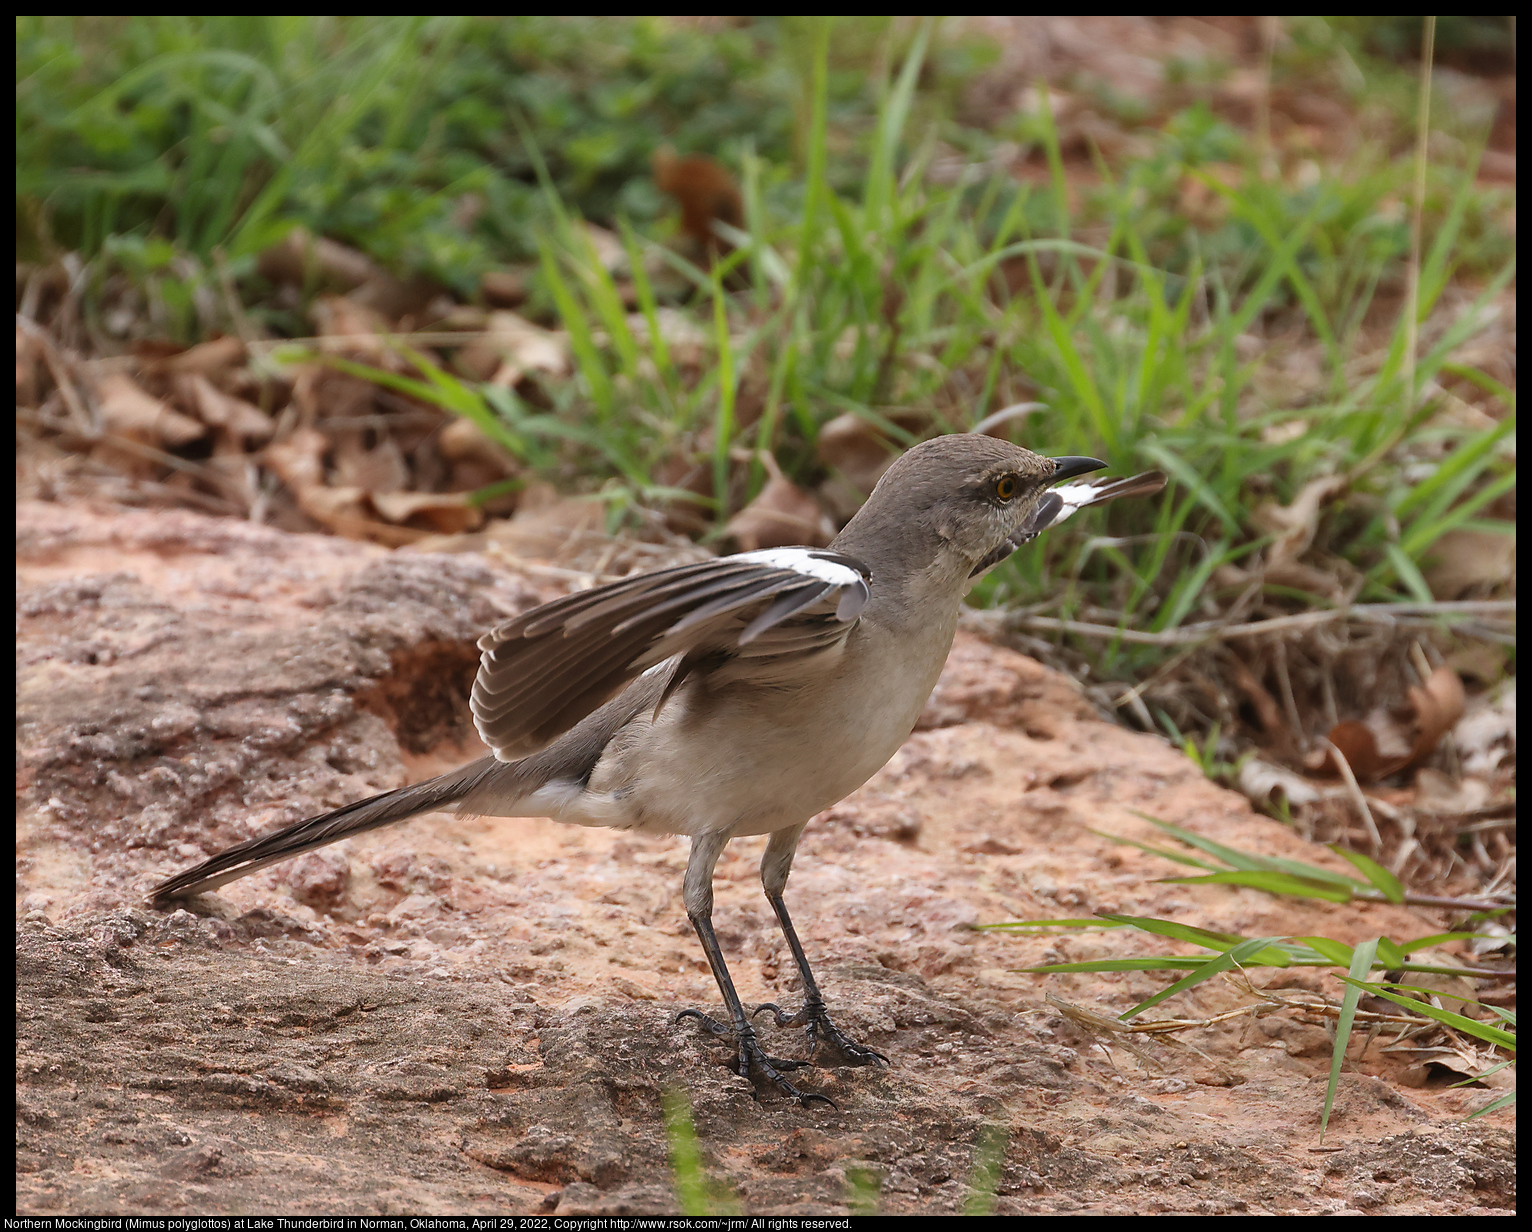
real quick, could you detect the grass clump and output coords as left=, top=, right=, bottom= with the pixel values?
left=18, top=16, right=1515, bottom=715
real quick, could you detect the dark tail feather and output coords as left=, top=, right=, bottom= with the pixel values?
left=151, top=755, right=502, bottom=903
left=1071, top=470, right=1168, bottom=506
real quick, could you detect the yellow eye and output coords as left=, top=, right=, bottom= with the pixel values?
left=995, top=474, right=1018, bottom=501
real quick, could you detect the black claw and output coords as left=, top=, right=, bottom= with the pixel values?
left=678, top=1005, right=835, bottom=1107
left=751, top=1001, right=806, bottom=1029
left=675, top=1007, right=733, bottom=1039
left=756, top=1000, right=889, bottom=1069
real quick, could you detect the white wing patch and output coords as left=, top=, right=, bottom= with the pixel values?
left=733, top=547, right=864, bottom=587
left=1043, top=479, right=1104, bottom=529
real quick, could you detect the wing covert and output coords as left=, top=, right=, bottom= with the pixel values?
left=471, top=548, right=871, bottom=760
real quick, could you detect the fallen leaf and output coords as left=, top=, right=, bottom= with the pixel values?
left=180, top=374, right=273, bottom=443
left=1237, top=758, right=1323, bottom=808
left=159, top=335, right=247, bottom=376
left=816, top=411, right=925, bottom=499
left=438, top=417, right=519, bottom=479
left=481, top=268, right=528, bottom=307
left=1386, top=947, right=1487, bottom=1021
left=1422, top=525, right=1516, bottom=598
left=580, top=221, right=629, bottom=274
left=311, top=295, right=393, bottom=362
left=1252, top=473, right=1348, bottom=569
left=653, top=147, right=743, bottom=257
left=1453, top=684, right=1515, bottom=778
left=624, top=307, right=709, bottom=368
left=369, top=489, right=483, bottom=535
left=487, top=480, right=607, bottom=563
left=1310, top=666, right=1467, bottom=782
left=1444, top=643, right=1508, bottom=685
left=1412, top=768, right=1492, bottom=817
left=332, top=430, right=409, bottom=495
left=94, top=372, right=204, bottom=447
left=258, top=227, right=380, bottom=292
left=726, top=453, right=833, bottom=551
left=1261, top=419, right=1310, bottom=445
left=264, top=428, right=366, bottom=532
left=456, top=311, right=569, bottom=388
left=290, top=366, right=377, bottom=422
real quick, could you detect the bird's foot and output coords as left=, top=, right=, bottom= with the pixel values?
left=676, top=1008, right=835, bottom=1108
left=753, top=1000, right=889, bottom=1069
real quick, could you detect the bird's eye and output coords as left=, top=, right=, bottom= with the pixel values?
left=995, top=474, right=1018, bottom=502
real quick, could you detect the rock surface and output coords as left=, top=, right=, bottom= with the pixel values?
left=16, top=501, right=1514, bottom=1215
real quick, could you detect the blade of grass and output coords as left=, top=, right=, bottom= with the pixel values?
left=1335, top=977, right=1516, bottom=1051
left=1120, top=934, right=1291, bottom=1021
left=1320, top=937, right=1380, bottom=1142
left=1329, top=846, right=1406, bottom=904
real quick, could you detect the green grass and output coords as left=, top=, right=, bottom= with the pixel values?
left=18, top=16, right=1516, bottom=684
left=468, top=24, right=1514, bottom=685
left=984, top=816, right=1516, bottom=1137
left=662, top=1087, right=739, bottom=1215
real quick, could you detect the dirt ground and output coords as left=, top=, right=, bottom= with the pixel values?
left=15, top=500, right=1514, bottom=1215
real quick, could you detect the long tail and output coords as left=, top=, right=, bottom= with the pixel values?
left=151, top=755, right=502, bottom=903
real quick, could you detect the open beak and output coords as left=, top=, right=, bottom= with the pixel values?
left=1048, top=455, right=1107, bottom=484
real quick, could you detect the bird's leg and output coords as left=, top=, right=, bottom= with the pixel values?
left=751, top=825, right=889, bottom=1069
left=675, top=831, right=834, bottom=1108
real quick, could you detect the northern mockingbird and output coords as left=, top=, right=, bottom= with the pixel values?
left=154, top=433, right=1164, bottom=1107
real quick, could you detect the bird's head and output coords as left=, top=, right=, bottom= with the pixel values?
left=833, top=434, right=1104, bottom=584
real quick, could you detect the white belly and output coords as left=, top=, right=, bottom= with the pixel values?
left=545, top=612, right=957, bottom=838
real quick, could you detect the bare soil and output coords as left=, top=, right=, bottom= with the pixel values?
left=16, top=501, right=1514, bottom=1215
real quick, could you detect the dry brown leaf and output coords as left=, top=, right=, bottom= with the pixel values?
left=1412, top=768, right=1492, bottom=818
left=1252, top=473, right=1348, bottom=568
left=258, top=227, right=381, bottom=292
left=1310, top=666, right=1467, bottom=782
left=481, top=269, right=528, bottom=307
left=1386, top=948, right=1486, bottom=1020
left=816, top=412, right=915, bottom=496
left=1422, top=525, right=1516, bottom=598
left=1454, top=685, right=1515, bottom=779
left=264, top=427, right=364, bottom=528
left=1445, top=643, right=1509, bottom=685
left=331, top=431, right=408, bottom=495
left=94, top=372, right=204, bottom=447
left=487, top=481, right=607, bottom=563
left=725, top=453, right=834, bottom=551
left=180, top=374, right=274, bottom=443
left=652, top=148, right=742, bottom=257
left=369, top=489, right=483, bottom=535
left=1408, top=665, right=1469, bottom=762
left=311, top=295, right=393, bottom=362
left=1320, top=720, right=1396, bottom=782
left=578, top=222, right=627, bottom=273
left=159, top=335, right=247, bottom=376
left=263, top=426, right=330, bottom=491
left=290, top=366, right=377, bottom=424
left=456, top=311, right=569, bottom=388
left=1261, top=418, right=1310, bottom=445
left=1237, top=758, right=1323, bottom=808
left=438, top=417, right=519, bottom=479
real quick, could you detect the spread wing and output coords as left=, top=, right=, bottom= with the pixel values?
left=970, top=470, right=1168, bottom=576
left=472, top=547, right=871, bottom=761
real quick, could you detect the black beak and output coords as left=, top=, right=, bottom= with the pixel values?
left=1049, top=455, right=1107, bottom=484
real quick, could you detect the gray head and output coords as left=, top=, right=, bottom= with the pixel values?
left=830, top=433, right=1103, bottom=584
